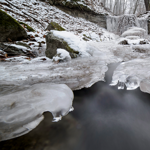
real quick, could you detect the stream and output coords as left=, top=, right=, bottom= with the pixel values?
left=1, top=63, right=150, bottom=150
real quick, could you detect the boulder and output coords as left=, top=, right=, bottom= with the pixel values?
left=121, top=27, right=147, bottom=38
left=118, top=39, right=129, bottom=45
left=0, top=10, right=27, bottom=42
left=46, top=22, right=65, bottom=31
left=19, top=22, right=35, bottom=32
left=45, top=32, right=79, bottom=59
left=0, top=43, right=37, bottom=58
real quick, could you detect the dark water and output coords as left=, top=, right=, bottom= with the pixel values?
left=1, top=64, right=150, bottom=150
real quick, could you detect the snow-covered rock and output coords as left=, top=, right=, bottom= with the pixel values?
left=121, top=27, right=147, bottom=38
left=46, top=30, right=92, bottom=59
left=0, top=43, right=37, bottom=58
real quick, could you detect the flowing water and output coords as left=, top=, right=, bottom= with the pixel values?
left=1, top=63, right=150, bottom=150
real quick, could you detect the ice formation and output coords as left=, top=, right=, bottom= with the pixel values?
left=0, top=83, right=73, bottom=141
left=110, top=58, right=150, bottom=91
left=0, top=57, right=108, bottom=91
left=107, top=15, right=148, bottom=35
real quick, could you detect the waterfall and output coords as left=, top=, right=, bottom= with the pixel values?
left=107, top=14, right=148, bottom=35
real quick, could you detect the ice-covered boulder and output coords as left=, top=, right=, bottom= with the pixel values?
left=115, top=27, right=150, bottom=61
left=0, top=10, right=27, bottom=42
left=113, top=45, right=150, bottom=62
left=118, top=38, right=149, bottom=45
left=121, top=27, right=147, bottom=38
left=0, top=83, right=73, bottom=141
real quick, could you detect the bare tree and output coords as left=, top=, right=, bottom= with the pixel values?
left=133, top=0, right=140, bottom=14
left=144, top=0, right=150, bottom=11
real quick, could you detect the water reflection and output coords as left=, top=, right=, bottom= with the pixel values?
left=1, top=63, right=150, bottom=150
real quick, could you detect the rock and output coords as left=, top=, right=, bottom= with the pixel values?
left=118, top=39, right=129, bottom=45
left=19, top=22, right=35, bottom=32
left=16, top=41, right=31, bottom=49
left=121, top=27, right=147, bottom=38
left=139, top=40, right=149, bottom=44
left=82, top=34, right=92, bottom=41
left=0, top=50, right=7, bottom=61
left=46, top=22, right=65, bottom=31
left=45, top=32, right=79, bottom=59
left=47, top=0, right=107, bottom=28
left=0, top=43, right=37, bottom=58
left=0, top=10, right=27, bottom=42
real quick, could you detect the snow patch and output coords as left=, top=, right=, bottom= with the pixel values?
left=53, top=48, right=71, bottom=62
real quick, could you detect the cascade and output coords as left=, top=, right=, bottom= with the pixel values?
left=107, top=14, right=148, bottom=35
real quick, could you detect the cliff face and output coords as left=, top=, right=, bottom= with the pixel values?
left=47, top=0, right=107, bottom=29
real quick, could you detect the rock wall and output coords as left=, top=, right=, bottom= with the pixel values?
left=47, top=0, right=107, bottom=28
left=58, top=6, right=107, bottom=28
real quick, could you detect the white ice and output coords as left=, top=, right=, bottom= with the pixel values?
left=52, top=48, right=71, bottom=62
left=110, top=58, right=150, bottom=91
left=0, top=83, right=73, bottom=141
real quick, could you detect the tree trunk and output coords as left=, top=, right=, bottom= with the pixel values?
left=144, top=0, right=150, bottom=11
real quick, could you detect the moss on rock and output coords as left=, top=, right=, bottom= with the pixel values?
left=45, top=32, right=79, bottom=59
left=19, top=22, right=35, bottom=32
left=46, top=22, right=65, bottom=31
left=0, top=9, right=27, bottom=42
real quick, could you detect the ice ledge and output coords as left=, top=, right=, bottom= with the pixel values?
left=110, top=58, right=150, bottom=94
left=0, top=83, right=73, bottom=141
